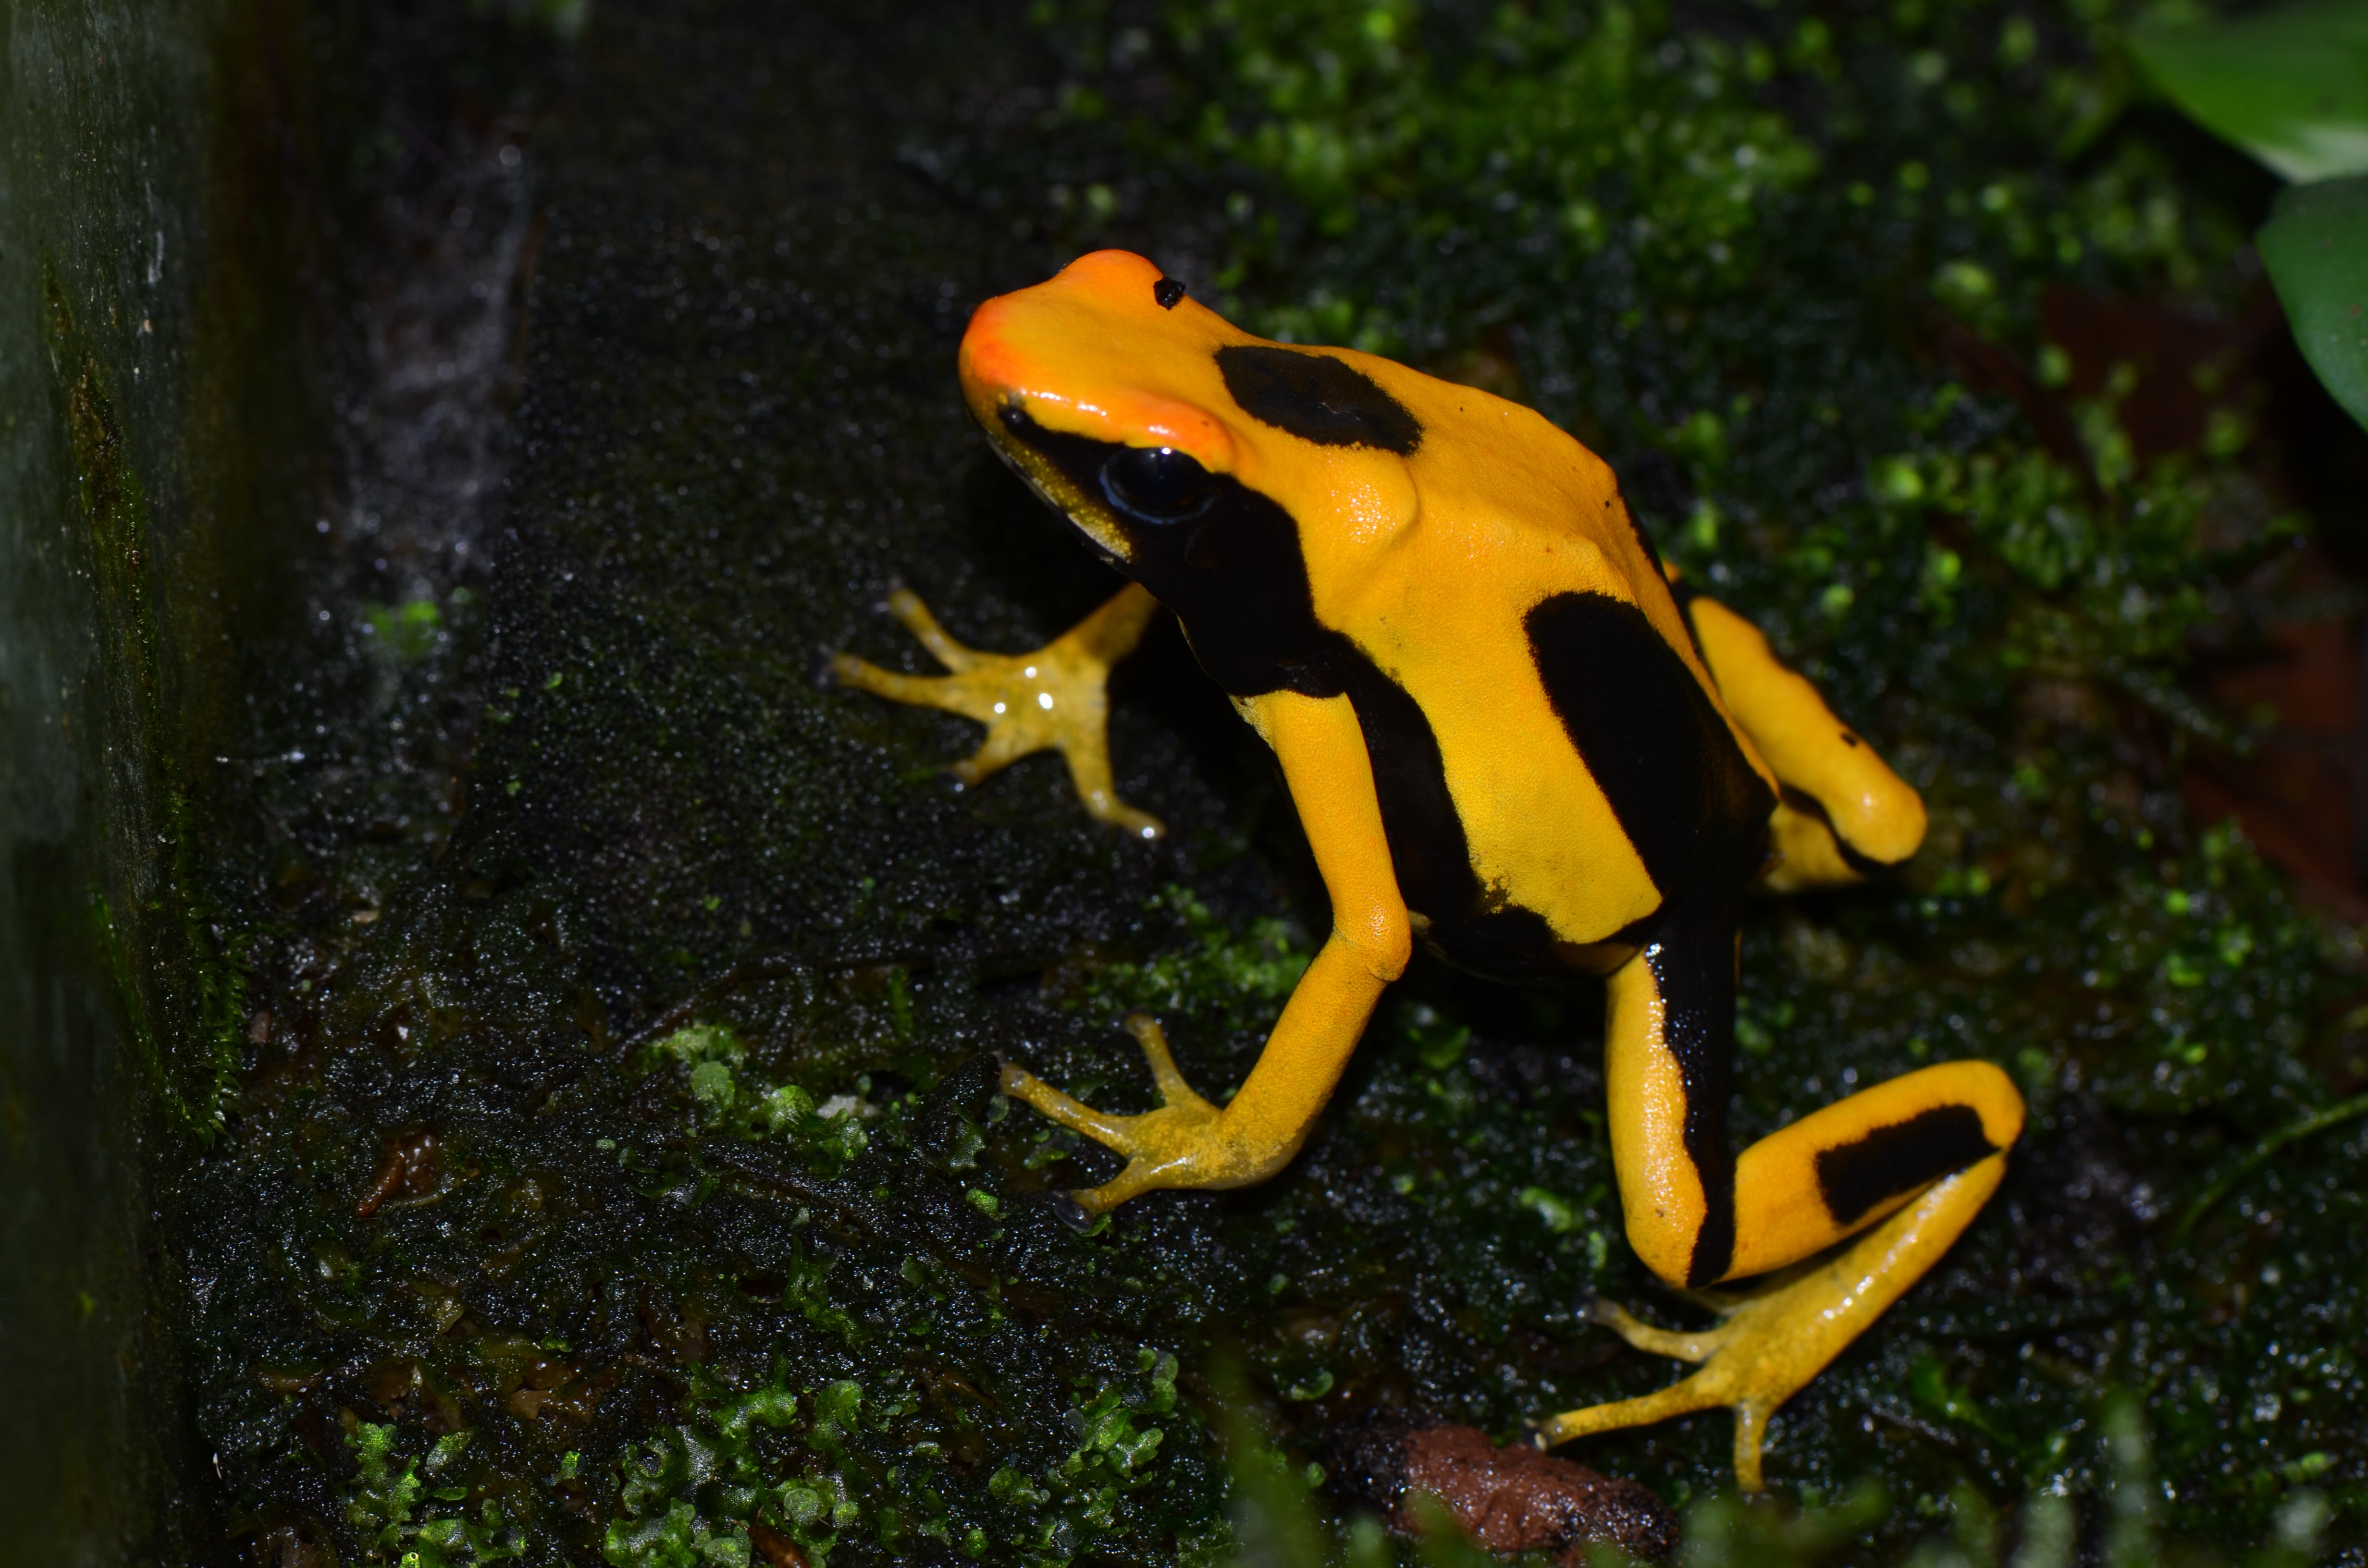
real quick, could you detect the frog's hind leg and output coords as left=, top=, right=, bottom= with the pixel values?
left=1536, top=891, right=2023, bottom=1489
left=832, top=581, right=1164, bottom=837
left=1673, top=586, right=1926, bottom=892
left=1540, top=1160, right=2009, bottom=1489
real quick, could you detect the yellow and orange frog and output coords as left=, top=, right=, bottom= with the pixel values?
left=835, top=251, right=2023, bottom=1490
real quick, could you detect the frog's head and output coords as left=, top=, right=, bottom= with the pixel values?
left=959, top=251, right=1424, bottom=644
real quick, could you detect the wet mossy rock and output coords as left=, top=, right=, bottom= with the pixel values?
left=3, top=0, right=345, bottom=1560
left=166, top=0, right=2368, bottom=1567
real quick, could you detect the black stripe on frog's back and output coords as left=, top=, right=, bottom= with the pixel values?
left=1215, top=345, right=1422, bottom=454
left=1526, top=591, right=1773, bottom=904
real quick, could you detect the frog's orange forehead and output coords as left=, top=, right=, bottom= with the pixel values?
left=960, top=250, right=1243, bottom=471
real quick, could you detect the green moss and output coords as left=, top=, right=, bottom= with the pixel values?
left=1057, top=885, right=1311, bottom=1030
left=366, top=598, right=450, bottom=663
left=344, top=1422, right=528, bottom=1566
left=53, top=281, right=247, bottom=1141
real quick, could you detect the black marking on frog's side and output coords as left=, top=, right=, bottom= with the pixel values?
left=1215, top=344, right=1423, bottom=454
left=1331, top=661, right=1468, bottom=919
left=1327, top=661, right=1545, bottom=978
left=1335, top=654, right=1616, bottom=982
left=1153, top=277, right=1188, bottom=309
left=1636, top=883, right=1746, bottom=1288
left=1526, top=591, right=1772, bottom=903
left=1814, top=1105, right=1997, bottom=1226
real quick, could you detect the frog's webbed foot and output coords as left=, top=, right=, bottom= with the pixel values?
left=832, top=583, right=1163, bottom=838
left=1536, top=1292, right=1782, bottom=1473
left=1530, top=1285, right=1797, bottom=1492
left=1002, top=1014, right=1261, bottom=1223
left=1533, top=1161, right=2006, bottom=1492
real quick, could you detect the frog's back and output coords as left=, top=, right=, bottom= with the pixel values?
left=1293, top=353, right=1776, bottom=968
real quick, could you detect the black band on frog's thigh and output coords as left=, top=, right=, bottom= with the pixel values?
left=1637, top=886, right=1746, bottom=1288
left=1814, top=1105, right=1997, bottom=1227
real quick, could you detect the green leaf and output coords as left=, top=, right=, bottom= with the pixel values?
left=2131, top=0, right=2368, bottom=181
left=2259, top=173, right=2368, bottom=431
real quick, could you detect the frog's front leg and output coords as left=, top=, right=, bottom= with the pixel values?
left=1003, top=689, right=1411, bottom=1220
left=1004, top=931, right=1399, bottom=1217
left=832, top=581, right=1164, bottom=837
left=1534, top=889, right=2023, bottom=1490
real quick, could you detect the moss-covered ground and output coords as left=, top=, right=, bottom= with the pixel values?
left=186, top=0, right=2368, bottom=1563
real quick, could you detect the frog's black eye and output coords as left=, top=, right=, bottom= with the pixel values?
left=1101, top=445, right=1215, bottom=521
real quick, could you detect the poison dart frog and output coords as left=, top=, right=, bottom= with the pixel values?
left=834, top=250, right=2024, bottom=1490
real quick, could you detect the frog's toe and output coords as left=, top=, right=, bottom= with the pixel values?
left=1535, top=1294, right=1800, bottom=1484
left=999, top=1017, right=1247, bottom=1212
left=835, top=582, right=1166, bottom=834
left=880, top=586, right=985, bottom=672
left=998, top=1059, right=1142, bottom=1151
left=828, top=649, right=913, bottom=698
left=1065, top=1153, right=1189, bottom=1215
left=1535, top=1372, right=1773, bottom=1492
left=829, top=651, right=995, bottom=733
left=1046, top=1189, right=1095, bottom=1233
left=1587, top=1297, right=1723, bottom=1362
left=949, top=723, right=1037, bottom=786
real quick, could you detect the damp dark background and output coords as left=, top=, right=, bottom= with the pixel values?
left=4, top=0, right=2365, bottom=1564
